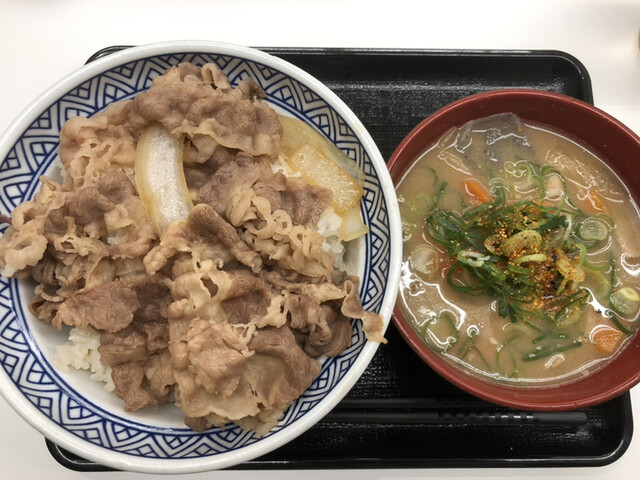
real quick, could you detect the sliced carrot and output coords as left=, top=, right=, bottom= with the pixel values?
left=586, top=189, right=607, bottom=213
left=463, top=179, right=492, bottom=204
left=592, top=327, right=624, bottom=354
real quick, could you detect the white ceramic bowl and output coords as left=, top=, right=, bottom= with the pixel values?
left=0, top=41, right=401, bottom=473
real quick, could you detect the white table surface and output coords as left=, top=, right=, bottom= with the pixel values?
left=1, top=0, right=639, bottom=478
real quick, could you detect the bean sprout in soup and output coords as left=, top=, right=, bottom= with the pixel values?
left=396, top=113, right=640, bottom=385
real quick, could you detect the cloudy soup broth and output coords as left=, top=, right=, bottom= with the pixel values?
left=396, top=113, right=640, bottom=385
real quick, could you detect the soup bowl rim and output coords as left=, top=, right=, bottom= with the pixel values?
left=388, top=87, right=640, bottom=411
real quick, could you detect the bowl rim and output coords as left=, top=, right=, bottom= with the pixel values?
left=0, top=40, right=402, bottom=473
left=388, top=88, right=640, bottom=176
left=388, top=87, right=640, bottom=411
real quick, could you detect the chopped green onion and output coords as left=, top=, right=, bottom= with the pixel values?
left=606, top=310, right=632, bottom=335
left=424, top=312, right=459, bottom=353
left=484, top=234, right=501, bottom=254
left=576, top=217, right=609, bottom=242
left=562, top=214, right=574, bottom=241
left=588, top=269, right=613, bottom=300
left=496, top=334, right=521, bottom=377
left=506, top=264, right=531, bottom=275
left=555, top=277, right=569, bottom=296
left=513, top=253, right=548, bottom=265
left=410, top=193, right=433, bottom=215
left=460, top=344, right=492, bottom=371
left=583, top=259, right=611, bottom=272
left=610, top=250, right=618, bottom=289
left=554, top=305, right=582, bottom=328
left=522, top=341, right=583, bottom=362
left=432, top=181, right=448, bottom=210
left=501, top=230, right=542, bottom=257
left=502, top=321, right=537, bottom=336
left=424, top=192, right=591, bottom=325
left=610, top=287, right=640, bottom=318
left=532, top=333, right=547, bottom=344
left=596, top=212, right=616, bottom=228
left=536, top=214, right=568, bottom=234
left=457, top=250, right=490, bottom=267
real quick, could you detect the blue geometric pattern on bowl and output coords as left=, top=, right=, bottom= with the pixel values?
left=0, top=52, right=391, bottom=459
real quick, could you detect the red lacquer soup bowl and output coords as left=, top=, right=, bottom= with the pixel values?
left=387, top=89, right=640, bottom=411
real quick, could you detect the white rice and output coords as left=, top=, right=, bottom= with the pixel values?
left=317, top=207, right=349, bottom=274
left=53, top=326, right=115, bottom=392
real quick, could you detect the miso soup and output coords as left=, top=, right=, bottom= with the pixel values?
left=396, top=113, right=640, bottom=385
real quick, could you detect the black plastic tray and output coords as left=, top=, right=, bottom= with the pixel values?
left=46, top=47, right=632, bottom=471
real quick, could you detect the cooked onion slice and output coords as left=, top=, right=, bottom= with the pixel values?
left=280, top=115, right=370, bottom=242
left=135, top=122, right=193, bottom=235
left=289, top=143, right=364, bottom=213
left=279, top=114, right=366, bottom=185
left=288, top=143, right=368, bottom=241
left=339, top=207, right=370, bottom=242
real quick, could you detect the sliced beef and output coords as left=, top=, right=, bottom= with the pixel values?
left=143, top=349, right=175, bottom=398
left=265, top=272, right=387, bottom=344
left=43, top=170, right=135, bottom=234
left=246, top=326, right=322, bottom=406
left=53, top=273, right=171, bottom=338
left=184, top=319, right=251, bottom=397
left=105, top=221, right=156, bottom=258
left=84, top=255, right=117, bottom=289
left=67, top=169, right=136, bottom=225
left=95, top=169, right=137, bottom=204
left=66, top=186, right=114, bottom=226
left=222, top=295, right=271, bottom=325
left=187, top=204, right=262, bottom=272
left=220, top=270, right=274, bottom=324
left=126, top=273, right=171, bottom=324
left=111, top=356, right=171, bottom=412
left=105, top=340, right=174, bottom=411
left=340, top=277, right=386, bottom=344
left=111, top=362, right=155, bottom=411
left=29, top=252, right=59, bottom=286
left=285, top=294, right=352, bottom=357
left=97, top=274, right=171, bottom=365
left=253, top=172, right=333, bottom=227
left=0, top=60, right=385, bottom=437
left=141, top=321, right=170, bottom=352
left=43, top=206, right=70, bottom=240
left=30, top=293, right=62, bottom=325
left=53, top=280, right=139, bottom=332
left=197, top=152, right=332, bottom=228
left=183, top=146, right=237, bottom=192
left=98, top=325, right=148, bottom=366
left=173, top=321, right=320, bottom=432
left=127, top=63, right=282, bottom=158
left=216, top=269, right=270, bottom=300
left=196, top=152, right=271, bottom=216
left=184, top=415, right=212, bottom=432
